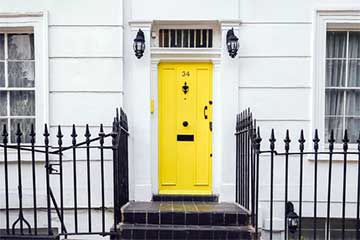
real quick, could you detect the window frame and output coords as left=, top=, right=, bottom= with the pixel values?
left=0, top=31, right=36, bottom=143
left=314, top=9, right=360, bottom=151
left=0, top=13, right=49, bottom=146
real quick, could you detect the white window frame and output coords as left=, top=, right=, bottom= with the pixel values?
left=314, top=9, right=360, bottom=152
left=0, top=12, right=49, bottom=146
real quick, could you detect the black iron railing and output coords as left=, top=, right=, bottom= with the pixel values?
left=235, top=109, right=259, bottom=235
left=236, top=108, right=360, bottom=240
left=0, top=108, right=129, bottom=239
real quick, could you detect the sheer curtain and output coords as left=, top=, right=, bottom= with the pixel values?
left=0, top=33, right=35, bottom=143
left=326, top=31, right=346, bottom=142
left=347, top=32, right=360, bottom=142
left=326, top=31, right=360, bottom=142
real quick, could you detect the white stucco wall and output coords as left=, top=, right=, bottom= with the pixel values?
left=0, top=1, right=124, bottom=239
left=238, top=0, right=360, bottom=234
left=1, top=0, right=360, bottom=239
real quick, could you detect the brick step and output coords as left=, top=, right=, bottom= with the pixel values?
left=116, top=223, right=254, bottom=240
left=122, top=202, right=249, bottom=226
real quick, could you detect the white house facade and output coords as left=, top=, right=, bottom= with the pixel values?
left=1, top=0, right=360, bottom=239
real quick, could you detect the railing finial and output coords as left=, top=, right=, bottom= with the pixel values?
left=298, top=129, right=305, bottom=151
left=30, top=124, right=36, bottom=145
left=313, top=129, right=320, bottom=151
left=2, top=124, right=8, bottom=144
left=85, top=124, right=91, bottom=142
left=71, top=124, right=77, bottom=146
left=269, top=129, right=276, bottom=150
left=343, top=129, right=349, bottom=152
left=57, top=126, right=63, bottom=146
left=328, top=129, right=335, bottom=151
left=16, top=123, right=22, bottom=144
left=284, top=129, right=291, bottom=151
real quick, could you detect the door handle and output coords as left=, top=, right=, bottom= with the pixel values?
left=203, top=106, right=208, bottom=119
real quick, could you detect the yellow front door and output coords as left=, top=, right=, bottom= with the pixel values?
left=158, top=62, right=212, bottom=194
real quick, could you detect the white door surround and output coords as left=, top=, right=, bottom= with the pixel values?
left=128, top=20, right=240, bottom=201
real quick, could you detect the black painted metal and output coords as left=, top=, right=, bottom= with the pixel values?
left=236, top=108, right=360, bottom=239
left=342, top=130, right=349, bottom=240
left=235, top=109, right=258, bottom=236
left=326, top=130, right=335, bottom=240
left=269, top=129, right=276, bottom=240
left=0, top=108, right=129, bottom=239
left=313, top=129, right=319, bottom=240
left=298, top=130, right=305, bottom=240
left=284, top=130, right=290, bottom=240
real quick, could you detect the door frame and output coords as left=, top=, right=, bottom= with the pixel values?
left=150, top=48, right=222, bottom=195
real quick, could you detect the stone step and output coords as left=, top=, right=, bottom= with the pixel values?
left=152, top=194, right=219, bottom=202
left=121, top=201, right=249, bottom=226
left=117, top=223, right=254, bottom=240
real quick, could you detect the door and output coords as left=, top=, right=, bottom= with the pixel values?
left=158, top=62, right=212, bottom=194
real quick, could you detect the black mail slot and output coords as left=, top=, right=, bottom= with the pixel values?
left=177, top=134, right=194, bottom=141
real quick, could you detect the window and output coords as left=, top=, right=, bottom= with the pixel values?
left=159, top=29, right=213, bottom=48
left=325, top=30, right=360, bottom=143
left=0, top=32, right=35, bottom=143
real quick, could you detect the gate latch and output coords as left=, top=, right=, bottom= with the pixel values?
left=47, top=164, right=60, bottom=175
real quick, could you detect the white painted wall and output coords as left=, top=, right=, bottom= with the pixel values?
left=1, top=0, right=360, bottom=239
left=0, top=1, right=124, bottom=239
left=237, top=0, right=360, bottom=237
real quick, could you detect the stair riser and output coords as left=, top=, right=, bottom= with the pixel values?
left=123, top=211, right=248, bottom=226
left=120, top=228, right=252, bottom=240
left=152, top=195, right=219, bottom=202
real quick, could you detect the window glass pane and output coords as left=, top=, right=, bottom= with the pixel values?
left=195, top=29, right=201, bottom=47
left=10, top=118, right=35, bottom=143
left=326, top=60, right=346, bottom=87
left=325, top=89, right=344, bottom=115
left=208, top=29, right=213, bottom=48
left=349, top=32, right=360, bottom=58
left=10, top=91, right=35, bottom=116
left=183, top=30, right=189, bottom=48
left=346, top=90, right=360, bottom=115
left=8, top=34, right=34, bottom=60
left=0, top=91, right=7, bottom=116
left=176, top=30, right=182, bottom=48
left=325, top=117, right=343, bottom=142
left=8, top=61, right=35, bottom=87
left=326, top=31, right=347, bottom=58
left=0, top=62, right=4, bottom=87
left=346, top=117, right=360, bottom=143
left=348, top=60, right=360, bottom=87
left=164, top=29, right=169, bottom=48
left=0, top=34, right=4, bottom=60
left=170, top=30, right=175, bottom=47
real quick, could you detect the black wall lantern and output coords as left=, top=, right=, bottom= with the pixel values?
left=286, top=201, right=299, bottom=234
left=133, top=29, right=145, bottom=59
left=226, top=28, right=239, bottom=58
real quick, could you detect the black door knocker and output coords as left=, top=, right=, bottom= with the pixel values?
left=182, top=82, right=189, bottom=94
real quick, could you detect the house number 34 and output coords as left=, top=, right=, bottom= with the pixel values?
left=182, top=71, right=190, bottom=77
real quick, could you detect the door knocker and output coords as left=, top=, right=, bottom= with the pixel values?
left=182, top=82, right=189, bottom=95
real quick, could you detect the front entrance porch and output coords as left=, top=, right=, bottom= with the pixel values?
left=112, top=196, right=254, bottom=240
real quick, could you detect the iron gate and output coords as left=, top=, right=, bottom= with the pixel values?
left=236, top=108, right=360, bottom=240
left=0, top=108, right=129, bottom=239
